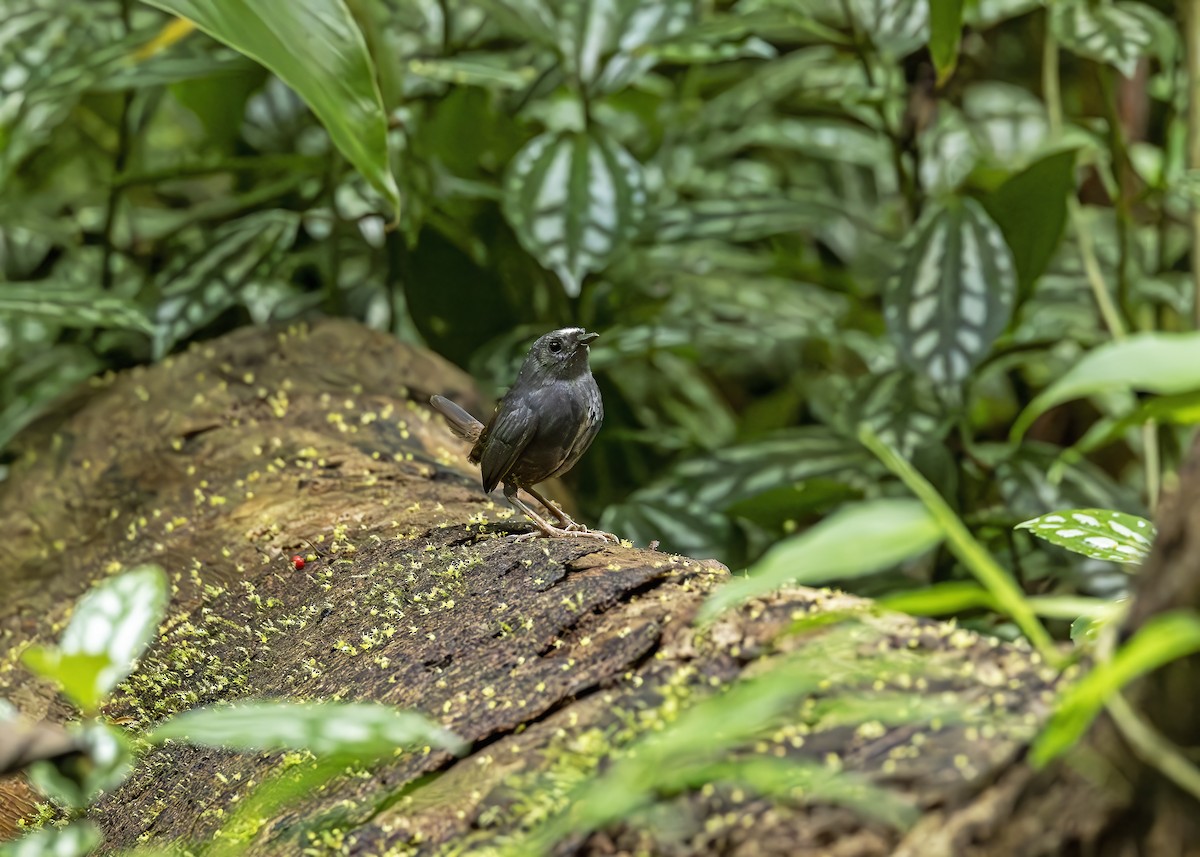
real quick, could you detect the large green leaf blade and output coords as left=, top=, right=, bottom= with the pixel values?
left=139, top=0, right=399, bottom=215
left=885, top=198, right=1017, bottom=387
left=503, top=129, right=646, bottom=296
left=700, top=499, right=944, bottom=620
left=1012, top=333, right=1200, bottom=439
left=150, top=700, right=467, bottom=758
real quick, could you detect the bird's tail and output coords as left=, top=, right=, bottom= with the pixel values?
left=429, top=395, right=484, bottom=443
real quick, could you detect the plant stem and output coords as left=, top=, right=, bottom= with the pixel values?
left=1106, top=692, right=1200, bottom=804
left=1042, top=24, right=1127, bottom=340
left=1187, top=0, right=1200, bottom=328
left=859, top=426, right=1061, bottom=664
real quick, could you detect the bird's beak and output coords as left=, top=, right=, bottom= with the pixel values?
left=578, top=331, right=600, bottom=345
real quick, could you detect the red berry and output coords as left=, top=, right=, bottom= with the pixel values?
left=291, top=555, right=305, bottom=570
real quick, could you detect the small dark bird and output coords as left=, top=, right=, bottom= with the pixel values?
left=430, top=328, right=618, bottom=542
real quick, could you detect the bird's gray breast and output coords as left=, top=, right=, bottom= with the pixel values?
left=511, top=374, right=602, bottom=485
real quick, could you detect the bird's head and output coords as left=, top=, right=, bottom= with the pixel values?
left=524, top=327, right=599, bottom=379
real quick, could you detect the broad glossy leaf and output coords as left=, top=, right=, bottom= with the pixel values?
left=27, top=722, right=133, bottom=810
left=22, top=566, right=167, bottom=712
left=503, top=129, right=645, bottom=296
left=1033, top=611, right=1200, bottom=765
left=140, top=0, right=400, bottom=215
left=981, top=149, right=1076, bottom=293
left=701, top=499, right=943, bottom=619
left=0, top=822, right=100, bottom=857
left=928, top=0, right=963, bottom=83
left=151, top=700, right=466, bottom=757
left=0, top=285, right=151, bottom=333
left=1012, top=333, right=1200, bottom=439
left=1051, top=0, right=1169, bottom=78
left=1017, top=509, right=1154, bottom=565
left=884, top=198, right=1017, bottom=387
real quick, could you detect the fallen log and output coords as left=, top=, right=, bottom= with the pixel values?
left=0, top=319, right=1193, bottom=855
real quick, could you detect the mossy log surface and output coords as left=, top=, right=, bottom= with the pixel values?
left=0, top=319, right=1176, bottom=856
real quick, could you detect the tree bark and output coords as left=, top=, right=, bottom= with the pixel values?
left=0, top=319, right=1193, bottom=855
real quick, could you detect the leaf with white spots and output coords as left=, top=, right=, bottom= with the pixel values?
left=1016, top=509, right=1155, bottom=565
left=0, top=822, right=100, bottom=857
left=0, top=284, right=152, bottom=334
left=1051, top=0, right=1173, bottom=79
left=503, top=129, right=646, bottom=296
left=884, top=198, right=1016, bottom=387
left=558, top=0, right=693, bottom=95
left=152, top=210, right=301, bottom=359
left=22, top=566, right=167, bottom=713
left=150, top=701, right=467, bottom=759
left=848, top=0, right=928, bottom=56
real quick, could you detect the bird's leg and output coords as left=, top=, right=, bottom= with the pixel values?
left=522, top=485, right=578, bottom=529
left=503, top=484, right=618, bottom=543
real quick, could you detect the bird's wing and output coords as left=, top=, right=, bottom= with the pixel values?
left=476, top=398, right=537, bottom=493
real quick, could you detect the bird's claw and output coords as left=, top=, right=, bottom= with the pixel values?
left=508, top=524, right=621, bottom=543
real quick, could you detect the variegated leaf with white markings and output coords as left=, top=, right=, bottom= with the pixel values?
left=1017, top=508, right=1155, bottom=565
left=503, top=129, right=646, bottom=296
left=1050, top=0, right=1170, bottom=78
left=884, top=198, right=1016, bottom=387
left=557, top=0, right=693, bottom=95
left=848, top=0, right=928, bottom=56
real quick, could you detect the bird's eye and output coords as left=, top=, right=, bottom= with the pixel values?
left=548, top=339, right=563, bottom=354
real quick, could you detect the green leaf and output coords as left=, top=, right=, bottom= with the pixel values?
left=152, top=210, right=301, bottom=359
left=1033, top=611, right=1200, bottom=765
left=884, top=198, right=1017, bottom=387
left=649, top=195, right=846, bottom=244
left=27, top=722, right=134, bottom=810
left=558, top=0, right=693, bottom=95
left=883, top=582, right=1120, bottom=622
left=1016, top=509, right=1155, bottom=565
left=1012, top=333, right=1200, bottom=440
left=0, top=285, right=152, bottom=333
left=503, top=129, right=646, bottom=296
left=138, top=0, right=400, bottom=216
left=849, top=0, right=928, bottom=56
left=150, top=700, right=467, bottom=758
left=0, top=345, right=104, bottom=455
left=22, top=566, right=168, bottom=712
left=928, top=0, right=963, bottom=83
left=1051, top=0, right=1168, bottom=78
left=700, top=499, right=943, bottom=620
left=0, top=822, right=100, bottom=857
left=981, top=148, right=1076, bottom=294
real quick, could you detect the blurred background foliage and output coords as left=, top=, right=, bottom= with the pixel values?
left=1, top=0, right=1195, bottom=637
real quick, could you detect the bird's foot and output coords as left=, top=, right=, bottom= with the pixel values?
left=508, top=523, right=621, bottom=543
